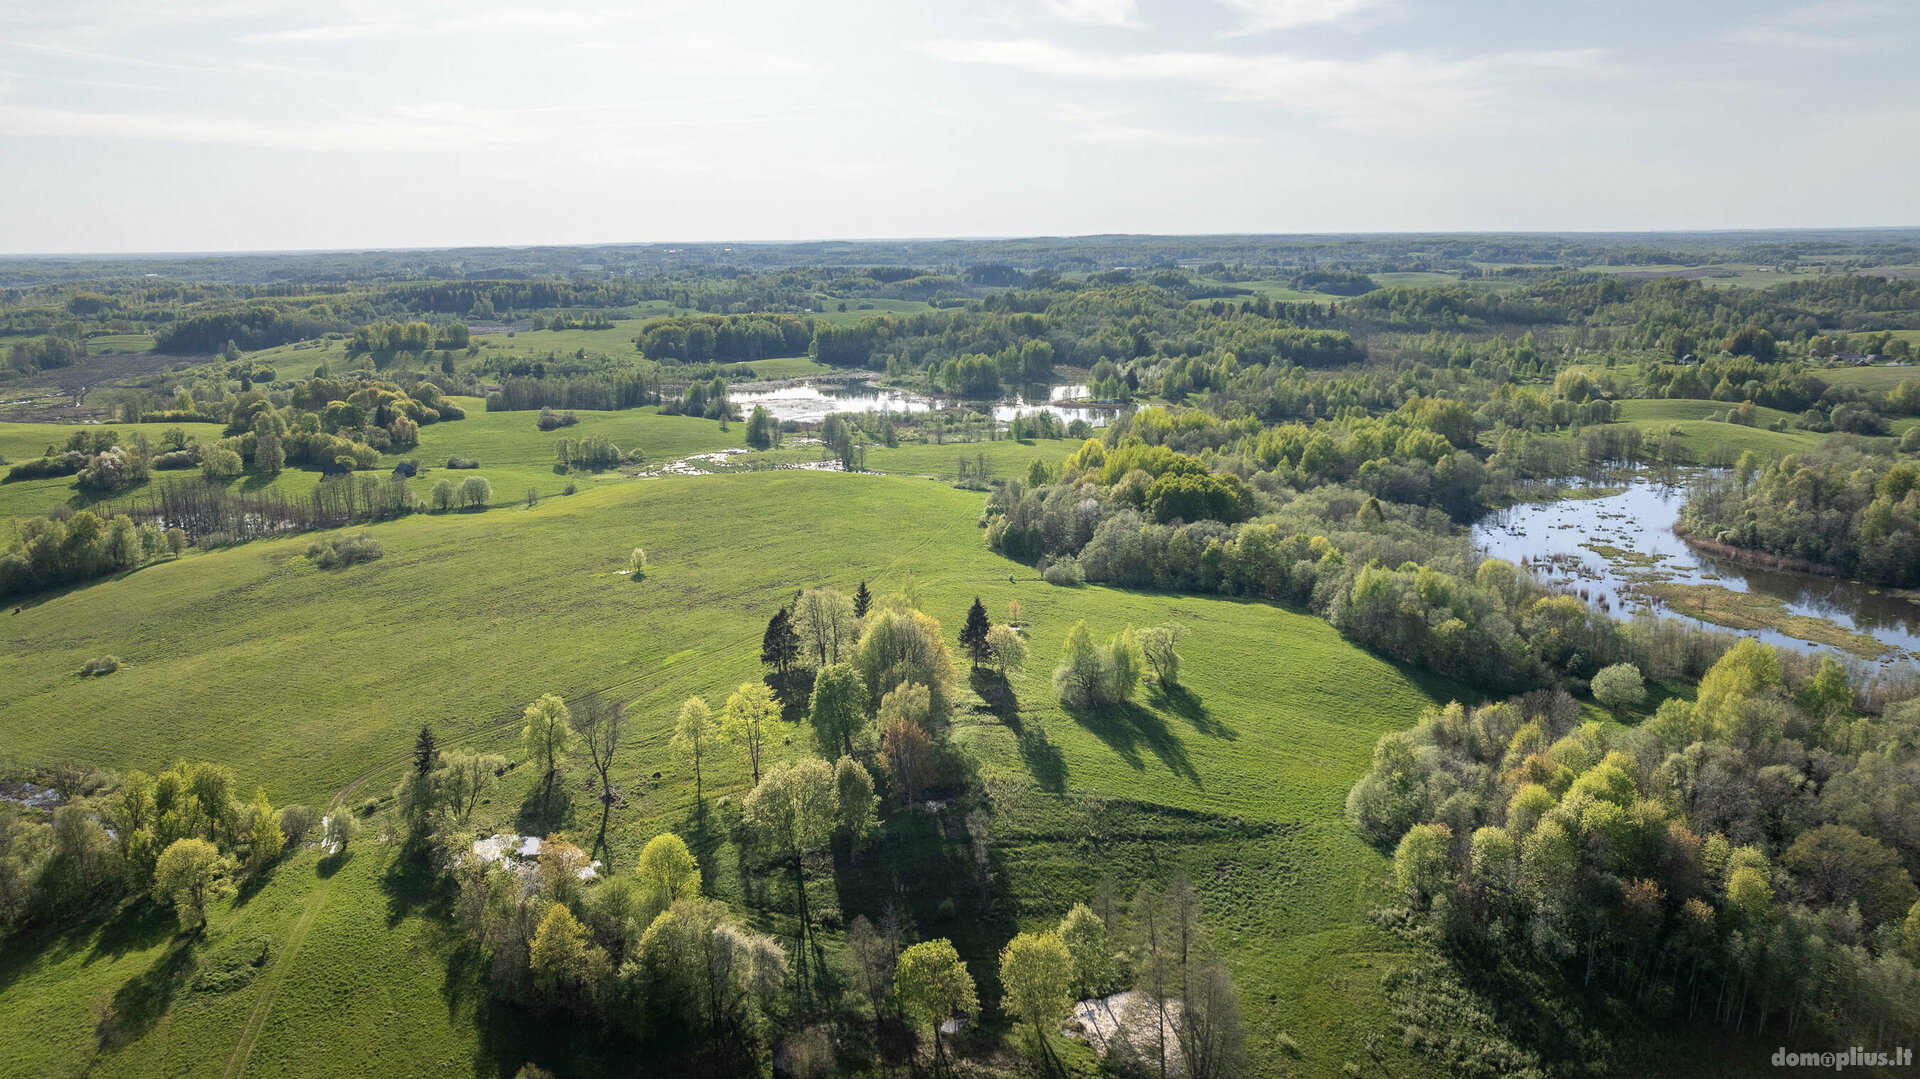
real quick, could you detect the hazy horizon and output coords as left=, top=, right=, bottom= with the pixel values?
left=4, top=0, right=1918, bottom=254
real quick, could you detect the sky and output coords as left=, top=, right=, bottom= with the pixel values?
left=0, top=0, right=1915, bottom=253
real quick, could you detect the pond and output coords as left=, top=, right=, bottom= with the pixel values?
left=1472, top=478, right=1920, bottom=663
left=727, top=379, right=1117, bottom=427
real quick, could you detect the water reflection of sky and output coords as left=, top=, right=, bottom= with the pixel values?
left=1472, top=479, right=1920, bottom=662
left=728, top=380, right=1115, bottom=427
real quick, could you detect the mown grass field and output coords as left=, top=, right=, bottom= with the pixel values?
left=0, top=465, right=1463, bottom=1078
left=0, top=402, right=1077, bottom=525
left=1607, top=399, right=1832, bottom=460
left=1818, top=362, right=1920, bottom=391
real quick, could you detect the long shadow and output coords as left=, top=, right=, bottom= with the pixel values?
left=1062, top=699, right=1199, bottom=785
left=513, top=775, right=575, bottom=837
left=382, top=847, right=451, bottom=928
left=1149, top=683, right=1236, bottom=740
left=230, top=857, right=282, bottom=908
left=971, top=670, right=1066, bottom=792
left=316, top=849, right=355, bottom=879
left=98, top=934, right=196, bottom=1050
left=767, top=668, right=816, bottom=723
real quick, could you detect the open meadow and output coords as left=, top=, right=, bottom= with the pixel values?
left=3, top=463, right=1469, bottom=1077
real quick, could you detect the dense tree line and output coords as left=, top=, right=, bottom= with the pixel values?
left=1352, top=641, right=1920, bottom=1074
left=1684, top=450, right=1920, bottom=587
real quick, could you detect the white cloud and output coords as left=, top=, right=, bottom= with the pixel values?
left=917, top=38, right=1612, bottom=134
left=1043, top=0, right=1141, bottom=27
left=1054, top=103, right=1254, bottom=148
left=1216, top=0, right=1379, bottom=33
left=1730, top=0, right=1908, bottom=48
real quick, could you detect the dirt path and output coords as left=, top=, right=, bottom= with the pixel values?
left=219, top=864, right=339, bottom=1079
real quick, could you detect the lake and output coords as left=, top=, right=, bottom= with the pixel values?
left=1473, top=478, right=1920, bottom=663
left=728, top=379, right=1117, bottom=427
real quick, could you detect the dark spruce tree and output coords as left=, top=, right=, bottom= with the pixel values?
left=413, top=724, right=439, bottom=775
left=853, top=580, right=872, bottom=618
left=960, top=596, right=992, bottom=670
left=762, top=607, right=800, bottom=675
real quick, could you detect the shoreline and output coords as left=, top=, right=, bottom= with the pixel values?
left=1672, top=522, right=1920, bottom=605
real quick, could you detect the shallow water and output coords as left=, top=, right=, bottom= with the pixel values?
left=1472, top=478, right=1920, bottom=661
left=728, top=379, right=1116, bottom=427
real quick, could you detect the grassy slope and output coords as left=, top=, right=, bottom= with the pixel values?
left=0, top=467, right=1454, bottom=1078
left=1607, top=399, right=1831, bottom=460
left=0, top=406, right=746, bottom=522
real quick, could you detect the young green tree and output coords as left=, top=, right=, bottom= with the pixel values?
left=246, top=787, right=284, bottom=867
left=436, top=751, right=507, bottom=823
left=1590, top=663, right=1646, bottom=718
left=881, top=714, right=933, bottom=807
left=152, top=837, right=230, bottom=930
left=834, top=756, right=877, bottom=862
left=1101, top=624, right=1145, bottom=703
left=743, top=759, right=837, bottom=991
left=959, top=596, right=992, bottom=670
left=722, top=682, right=781, bottom=784
left=521, top=693, right=576, bottom=782
left=670, top=696, right=715, bottom=800
left=986, top=623, right=1028, bottom=676
left=323, top=810, right=359, bottom=852
left=895, top=939, right=977, bottom=1067
left=635, top=832, right=702, bottom=922
left=1059, top=902, right=1116, bottom=1001
left=1139, top=622, right=1186, bottom=687
left=999, top=931, right=1074, bottom=1065
left=854, top=607, right=959, bottom=719
left=1053, top=620, right=1103, bottom=707
left=529, top=902, right=607, bottom=1008
left=792, top=587, right=859, bottom=669
left=808, top=663, right=869, bottom=756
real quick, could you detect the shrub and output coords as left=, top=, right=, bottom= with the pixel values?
left=80, top=655, right=121, bottom=676
left=307, top=533, right=384, bottom=569
left=278, top=804, right=317, bottom=846
left=199, top=446, right=244, bottom=481
left=446, top=455, right=480, bottom=469
left=7, top=453, right=83, bottom=480
left=563, top=483, right=577, bottom=495
left=1042, top=557, right=1084, bottom=587
left=459, top=476, right=492, bottom=509
left=536, top=406, right=578, bottom=431
left=153, top=450, right=197, bottom=470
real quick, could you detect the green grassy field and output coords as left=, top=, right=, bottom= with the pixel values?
left=1585, top=264, right=1827, bottom=288
left=0, top=465, right=1460, bottom=1077
left=87, top=334, right=157, bottom=355
left=0, top=402, right=1070, bottom=525
left=1817, top=362, right=1920, bottom=391
left=1607, top=399, right=1831, bottom=460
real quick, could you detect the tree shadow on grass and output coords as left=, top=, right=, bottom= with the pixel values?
left=768, top=668, right=816, bottom=723
left=316, top=849, right=355, bottom=879
left=83, top=901, right=180, bottom=968
left=513, top=775, right=575, bottom=837
left=98, top=933, right=195, bottom=1051
left=1063, top=699, right=1199, bottom=786
left=971, top=670, right=1066, bottom=792
left=1149, top=683, right=1236, bottom=741
left=382, top=847, right=451, bottom=928
left=230, top=864, right=272, bottom=908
